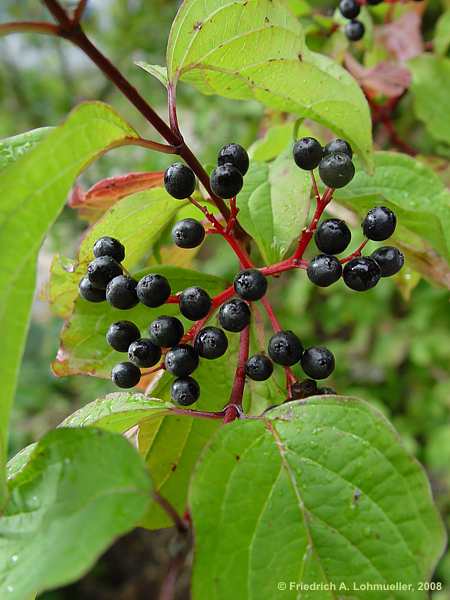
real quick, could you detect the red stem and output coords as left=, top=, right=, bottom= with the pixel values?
left=340, top=239, right=369, bottom=264
left=223, top=326, right=250, bottom=423
left=292, top=187, right=334, bottom=261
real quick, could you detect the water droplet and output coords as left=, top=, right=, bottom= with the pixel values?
left=10, top=555, right=18, bottom=564
left=6, top=585, right=14, bottom=593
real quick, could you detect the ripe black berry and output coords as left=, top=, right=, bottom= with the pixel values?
left=106, top=275, right=139, bottom=309
left=293, top=137, right=323, bottom=171
left=339, top=0, right=360, bottom=20
left=79, top=276, right=106, bottom=303
left=218, top=298, right=251, bottom=332
left=93, top=236, right=125, bottom=263
left=195, top=327, right=228, bottom=360
left=179, top=287, right=212, bottom=321
left=301, top=347, right=335, bottom=379
left=234, top=269, right=267, bottom=301
left=164, top=163, right=196, bottom=199
left=210, top=164, right=243, bottom=199
left=290, top=379, right=318, bottom=400
left=149, top=316, right=184, bottom=348
left=165, top=344, right=199, bottom=377
left=323, top=138, right=353, bottom=159
left=343, top=257, right=381, bottom=291
left=319, top=152, right=355, bottom=188
left=171, top=377, right=200, bottom=406
left=307, top=255, right=342, bottom=287
left=111, top=362, right=141, bottom=388
left=218, top=143, right=249, bottom=176
left=371, top=246, right=404, bottom=277
left=172, top=218, right=205, bottom=249
left=136, top=274, right=171, bottom=307
left=245, top=354, right=273, bottom=381
left=87, top=256, right=122, bottom=290
left=268, top=330, right=303, bottom=366
left=345, top=20, right=365, bottom=41
left=362, top=207, right=397, bottom=241
left=315, top=219, right=351, bottom=255
left=128, top=338, right=161, bottom=368
left=106, top=320, right=140, bottom=352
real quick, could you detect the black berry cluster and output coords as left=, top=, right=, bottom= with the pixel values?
left=293, top=136, right=355, bottom=188
left=210, top=143, right=249, bottom=199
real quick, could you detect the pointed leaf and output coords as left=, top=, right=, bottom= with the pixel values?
left=136, top=62, right=169, bottom=88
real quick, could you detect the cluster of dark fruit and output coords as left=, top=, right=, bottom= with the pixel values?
left=293, top=136, right=404, bottom=291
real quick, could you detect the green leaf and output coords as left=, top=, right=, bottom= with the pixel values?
left=0, top=102, right=137, bottom=506
left=0, top=128, right=51, bottom=171
left=190, top=396, right=446, bottom=599
left=1, top=428, right=151, bottom=599
left=166, top=0, right=372, bottom=168
left=434, top=10, right=450, bottom=57
left=409, top=55, right=450, bottom=146
left=135, top=61, right=169, bottom=88
left=237, top=148, right=311, bottom=263
left=248, top=122, right=296, bottom=162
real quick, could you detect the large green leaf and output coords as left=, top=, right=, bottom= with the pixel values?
left=166, top=0, right=372, bottom=167
left=0, top=102, right=137, bottom=506
left=0, top=128, right=51, bottom=171
left=190, top=396, right=446, bottom=599
left=0, top=428, right=151, bottom=599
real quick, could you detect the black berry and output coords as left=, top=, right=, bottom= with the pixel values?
left=345, top=20, right=365, bottom=41
left=323, top=138, right=353, bottom=159
left=315, top=219, right=351, bottom=255
left=293, top=137, right=323, bottom=171
left=79, top=276, right=106, bottom=303
left=179, top=287, right=212, bottom=321
left=165, top=344, right=199, bottom=377
left=268, top=330, right=303, bottom=366
left=307, top=255, right=342, bottom=287
left=218, top=143, right=249, bottom=176
left=319, top=152, right=355, bottom=188
left=128, top=338, right=161, bottom=368
left=339, top=0, right=360, bottom=19
left=371, top=246, right=404, bottom=277
left=164, top=163, right=196, bottom=199
left=93, top=236, right=125, bottom=263
left=195, top=327, right=228, bottom=360
left=301, top=347, right=335, bottom=379
left=218, top=298, right=251, bottom=332
left=172, top=219, right=205, bottom=249
left=106, top=320, right=140, bottom=352
left=171, top=377, right=200, bottom=406
left=149, top=316, right=184, bottom=348
left=233, top=269, right=267, bottom=301
left=87, top=256, right=122, bottom=290
left=106, top=275, right=139, bottom=309
left=290, top=379, right=318, bottom=400
left=343, top=257, right=382, bottom=291
left=210, top=164, right=243, bottom=199
left=111, top=362, right=141, bottom=388
left=245, top=354, right=273, bottom=381
left=136, top=274, right=171, bottom=307
left=362, top=206, right=396, bottom=241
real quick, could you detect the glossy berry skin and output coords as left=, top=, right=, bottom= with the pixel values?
left=323, top=138, right=353, bottom=159
left=87, top=256, right=122, bottom=290
left=362, top=207, right=397, bottom=241
left=106, top=320, right=140, bottom=352
left=345, top=20, right=365, bottom=41
left=234, top=269, right=267, bottom=302
left=245, top=354, right=273, bottom=381
left=218, top=143, right=249, bottom=176
left=165, top=344, right=199, bottom=377
left=218, top=298, right=251, bottom=332
left=293, top=137, right=323, bottom=171
left=210, top=164, right=243, bottom=199
left=79, top=276, right=106, bottom=303
left=195, top=327, right=228, bottom=360
left=268, top=330, right=303, bottom=367
left=128, top=338, right=161, bottom=368
left=111, top=362, right=141, bottom=388
left=172, top=218, right=205, bottom=249
left=164, top=163, right=196, bottom=199
left=93, top=236, right=125, bottom=263
left=319, top=152, right=355, bottom=188
left=339, top=0, right=360, bottom=20
left=371, top=246, right=404, bottom=277
left=307, top=255, right=342, bottom=287
left=179, top=287, right=212, bottom=321
left=136, top=274, right=171, bottom=307
left=171, top=377, right=200, bottom=406
left=149, top=316, right=184, bottom=348
left=343, top=257, right=382, bottom=291
left=106, top=275, right=138, bottom=310
left=315, top=219, right=351, bottom=255
left=301, top=347, right=335, bottom=380
left=290, top=379, right=318, bottom=400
